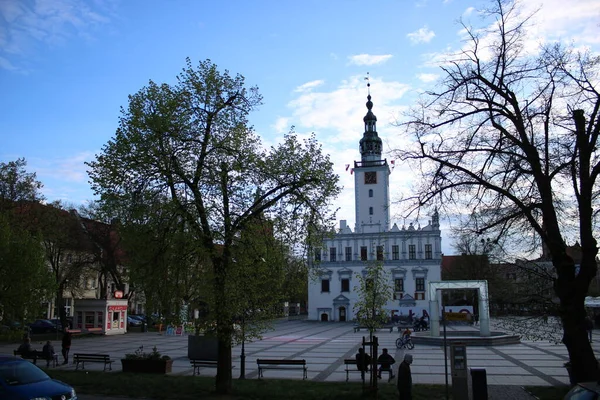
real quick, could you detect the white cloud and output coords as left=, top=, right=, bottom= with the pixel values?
left=0, top=56, right=18, bottom=71
left=272, top=117, right=290, bottom=134
left=348, top=54, right=393, bottom=66
left=417, top=73, right=439, bottom=83
left=294, top=80, right=325, bottom=93
left=277, top=75, right=415, bottom=231
left=407, top=26, right=436, bottom=44
left=0, top=0, right=112, bottom=71
left=463, top=7, right=475, bottom=17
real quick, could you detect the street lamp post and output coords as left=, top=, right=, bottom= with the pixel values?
left=239, top=315, right=246, bottom=379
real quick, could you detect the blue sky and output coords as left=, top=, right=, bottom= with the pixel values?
left=1, top=0, right=599, bottom=255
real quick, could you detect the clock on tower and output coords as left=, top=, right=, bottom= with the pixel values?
left=364, top=171, right=377, bottom=184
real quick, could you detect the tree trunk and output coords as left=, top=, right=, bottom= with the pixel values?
left=556, top=257, right=599, bottom=383
left=216, top=335, right=232, bottom=393
left=560, top=298, right=598, bottom=383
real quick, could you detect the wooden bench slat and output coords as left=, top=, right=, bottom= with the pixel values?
left=256, top=359, right=307, bottom=380
left=189, top=359, right=219, bottom=376
left=73, top=353, right=113, bottom=372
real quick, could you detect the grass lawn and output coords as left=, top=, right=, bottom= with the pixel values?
left=47, top=370, right=453, bottom=399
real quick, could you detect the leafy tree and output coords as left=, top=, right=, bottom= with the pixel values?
left=0, top=159, right=54, bottom=323
left=0, top=158, right=44, bottom=207
left=0, top=213, right=54, bottom=324
left=397, top=0, right=600, bottom=382
left=353, top=263, right=392, bottom=389
left=229, top=214, right=288, bottom=379
left=30, top=201, right=96, bottom=327
left=86, top=58, right=340, bottom=393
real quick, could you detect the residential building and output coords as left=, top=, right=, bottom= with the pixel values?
left=307, top=89, right=442, bottom=321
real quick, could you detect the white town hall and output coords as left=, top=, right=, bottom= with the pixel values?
left=307, top=88, right=442, bottom=322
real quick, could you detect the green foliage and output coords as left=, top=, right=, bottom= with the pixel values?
left=124, top=345, right=171, bottom=361
left=353, top=263, right=393, bottom=336
left=0, top=158, right=44, bottom=205
left=0, top=213, right=55, bottom=322
left=86, top=58, right=341, bottom=392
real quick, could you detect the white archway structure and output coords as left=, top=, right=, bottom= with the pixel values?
left=428, top=280, right=490, bottom=337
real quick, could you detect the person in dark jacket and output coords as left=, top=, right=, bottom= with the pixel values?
left=42, top=340, right=55, bottom=367
left=61, top=331, right=72, bottom=365
left=377, top=348, right=396, bottom=379
left=397, top=353, right=413, bottom=400
left=355, top=347, right=371, bottom=380
left=17, top=337, right=33, bottom=356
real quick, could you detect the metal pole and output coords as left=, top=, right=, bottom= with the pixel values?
left=239, top=317, right=246, bottom=379
left=443, top=309, right=449, bottom=400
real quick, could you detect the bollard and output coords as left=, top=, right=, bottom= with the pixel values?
left=470, top=368, right=488, bottom=400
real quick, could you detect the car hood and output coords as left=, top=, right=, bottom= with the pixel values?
left=4, top=378, right=76, bottom=400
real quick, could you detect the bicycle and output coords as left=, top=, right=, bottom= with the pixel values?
left=395, top=336, right=415, bottom=350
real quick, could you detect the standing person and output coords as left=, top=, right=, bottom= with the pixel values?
left=42, top=340, right=55, bottom=367
left=377, top=348, right=396, bottom=379
left=397, top=353, right=413, bottom=400
left=61, top=330, right=72, bottom=365
left=355, top=347, right=371, bottom=380
left=586, top=316, right=594, bottom=343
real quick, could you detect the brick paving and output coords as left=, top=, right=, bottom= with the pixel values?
left=1, top=319, right=585, bottom=399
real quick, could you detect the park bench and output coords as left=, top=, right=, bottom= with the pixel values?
left=353, top=325, right=400, bottom=333
left=190, top=359, right=217, bottom=375
left=343, top=359, right=395, bottom=382
left=66, top=328, right=83, bottom=336
left=256, top=359, right=307, bottom=379
left=85, top=327, right=104, bottom=335
left=73, top=353, right=114, bottom=371
left=344, top=359, right=367, bottom=381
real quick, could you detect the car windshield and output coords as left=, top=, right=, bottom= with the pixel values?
left=566, top=384, right=599, bottom=400
left=0, top=361, right=49, bottom=386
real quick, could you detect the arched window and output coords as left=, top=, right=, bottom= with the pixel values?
left=369, top=189, right=373, bottom=197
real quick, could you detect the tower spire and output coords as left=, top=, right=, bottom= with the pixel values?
left=359, top=74, right=382, bottom=162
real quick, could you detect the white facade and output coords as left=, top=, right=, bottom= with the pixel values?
left=307, top=90, right=442, bottom=321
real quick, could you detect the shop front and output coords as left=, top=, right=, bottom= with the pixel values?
left=73, top=299, right=128, bottom=335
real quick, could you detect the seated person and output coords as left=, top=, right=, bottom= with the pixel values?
left=42, top=340, right=56, bottom=367
left=355, top=347, right=371, bottom=378
left=377, top=348, right=396, bottom=378
left=17, top=337, right=33, bottom=356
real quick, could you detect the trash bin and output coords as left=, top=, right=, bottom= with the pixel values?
left=142, top=322, right=147, bottom=333
left=470, top=368, right=488, bottom=400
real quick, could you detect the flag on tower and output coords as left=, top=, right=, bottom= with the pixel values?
left=350, top=168, right=354, bottom=175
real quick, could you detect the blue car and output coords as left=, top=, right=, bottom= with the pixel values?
left=0, top=355, right=77, bottom=399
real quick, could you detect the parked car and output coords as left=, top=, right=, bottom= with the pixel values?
left=0, top=355, right=77, bottom=399
left=129, top=315, right=146, bottom=323
left=28, top=319, right=60, bottom=334
left=564, top=382, right=600, bottom=399
left=127, top=316, right=142, bottom=327
left=48, top=319, right=64, bottom=332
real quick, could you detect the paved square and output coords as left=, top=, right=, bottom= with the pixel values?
left=2, top=319, right=591, bottom=388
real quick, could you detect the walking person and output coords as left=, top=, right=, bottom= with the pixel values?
left=397, top=353, right=413, bottom=400
left=61, top=330, right=72, bottom=365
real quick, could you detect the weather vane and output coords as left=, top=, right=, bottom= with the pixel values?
left=365, top=72, right=370, bottom=94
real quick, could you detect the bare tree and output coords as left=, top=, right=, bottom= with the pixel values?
left=396, top=0, right=600, bottom=382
